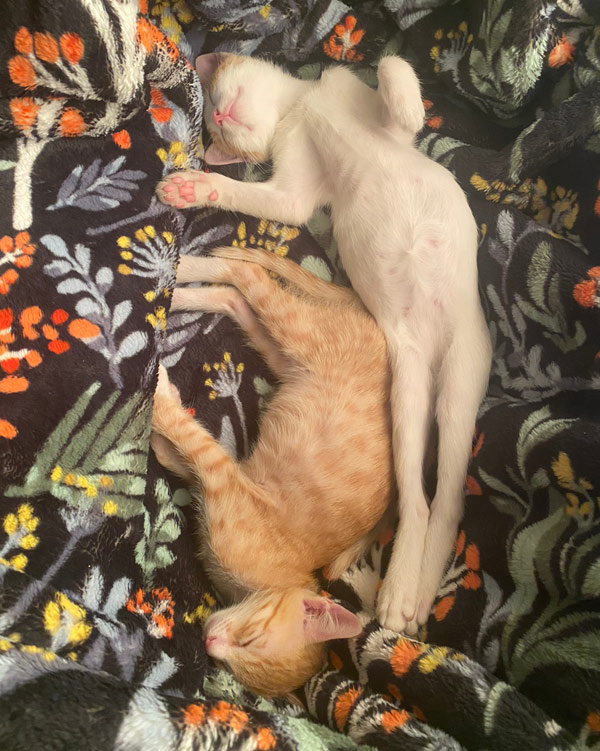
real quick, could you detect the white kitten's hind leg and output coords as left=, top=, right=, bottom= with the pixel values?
left=377, top=56, right=425, bottom=137
left=377, top=338, right=433, bottom=635
left=416, top=324, right=491, bottom=625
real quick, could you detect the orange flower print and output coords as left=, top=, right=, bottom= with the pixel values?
left=423, top=99, right=443, bottom=130
left=0, top=232, right=36, bottom=295
left=59, top=108, right=86, bottom=137
left=548, top=34, right=575, bottom=68
left=9, top=98, right=40, bottom=135
left=573, top=267, right=600, bottom=309
left=149, top=87, right=173, bottom=123
left=334, top=687, right=362, bottom=730
left=390, top=639, right=423, bottom=676
left=126, top=587, right=175, bottom=638
left=381, top=708, right=410, bottom=733
left=324, top=15, right=365, bottom=62
left=136, top=16, right=165, bottom=54
left=432, top=532, right=481, bottom=622
left=14, top=27, right=33, bottom=55
left=9, top=27, right=86, bottom=94
left=33, top=32, right=59, bottom=64
left=465, top=428, right=484, bottom=495
left=59, top=32, right=84, bottom=65
left=8, top=55, right=36, bottom=89
left=112, top=130, right=131, bottom=149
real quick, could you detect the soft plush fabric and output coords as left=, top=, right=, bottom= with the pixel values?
left=0, top=1, right=599, bottom=749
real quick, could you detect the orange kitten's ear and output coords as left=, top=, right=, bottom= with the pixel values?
left=196, top=53, right=227, bottom=86
left=204, top=144, right=245, bottom=165
left=302, top=597, right=362, bottom=643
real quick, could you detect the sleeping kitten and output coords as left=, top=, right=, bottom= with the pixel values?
left=156, top=53, right=492, bottom=634
left=151, top=247, right=393, bottom=696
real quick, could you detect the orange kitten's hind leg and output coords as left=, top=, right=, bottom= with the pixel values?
left=171, top=284, right=291, bottom=377
left=176, top=255, right=345, bottom=366
left=210, top=246, right=357, bottom=306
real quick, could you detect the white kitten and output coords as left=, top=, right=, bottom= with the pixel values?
left=157, top=53, right=492, bottom=635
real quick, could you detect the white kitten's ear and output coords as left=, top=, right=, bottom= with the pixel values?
left=302, top=597, right=362, bottom=643
left=195, top=53, right=227, bottom=86
left=204, top=143, right=245, bottom=165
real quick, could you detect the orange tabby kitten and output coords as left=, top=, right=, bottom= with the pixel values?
left=152, top=246, right=393, bottom=696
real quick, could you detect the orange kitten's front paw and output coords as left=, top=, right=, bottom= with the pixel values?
left=156, top=170, right=220, bottom=209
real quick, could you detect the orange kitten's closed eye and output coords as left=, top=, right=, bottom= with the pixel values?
left=203, top=589, right=362, bottom=696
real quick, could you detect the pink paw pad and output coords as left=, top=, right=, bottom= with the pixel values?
left=172, top=176, right=183, bottom=184
left=163, top=184, right=175, bottom=193
left=208, top=190, right=219, bottom=201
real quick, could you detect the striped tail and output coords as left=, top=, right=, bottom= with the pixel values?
left=152, top=388, right=237, bottom=496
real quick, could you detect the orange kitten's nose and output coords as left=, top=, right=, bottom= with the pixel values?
left=205, top=633, right=227, bottom=658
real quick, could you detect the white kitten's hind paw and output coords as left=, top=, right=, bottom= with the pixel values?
left=156, top=170, right=219, bottom=209
left=377, top=576, right=420, bottom=635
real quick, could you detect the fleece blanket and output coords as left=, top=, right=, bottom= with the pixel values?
left=0, top=1, right=599, bottom=749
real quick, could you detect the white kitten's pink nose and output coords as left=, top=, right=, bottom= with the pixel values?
left=213, top=108, right=227, bottom=126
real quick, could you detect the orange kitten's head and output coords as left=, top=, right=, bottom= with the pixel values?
left=196, top=53, right=291, bottom=166
left=203, top=588, right=362, bottom=697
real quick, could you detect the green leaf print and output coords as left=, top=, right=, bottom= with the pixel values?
left=5, top=383, right=150, bottom=519
left=135, top=478, right=183, bottom=586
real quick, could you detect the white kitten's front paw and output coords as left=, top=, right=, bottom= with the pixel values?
left=377, top=575, right=419, bottom=635
left=156, top=170, right=220, bottom=209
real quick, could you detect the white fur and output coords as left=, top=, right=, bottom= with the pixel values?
left=157, top=54, right=492, bottom=634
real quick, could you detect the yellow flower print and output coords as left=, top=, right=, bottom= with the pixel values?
left=0, top=503, right=40, bottom=574
left=156, top=139, right=199, bottom=171
left=203, top=351, right=249, bottom=454
left=232, top=219, right=299, bottom=257
left=470, top=175, right=579, bottom=237
left=549, top=186, right=579, bottom=231
left=44, top=592, right=92, bottom=651
left=553, top=452, right=598, bottom=520
left=116, top=227, right=176, bottom=301
left=204, top=352, right=245, bottom=401
left=419, top=646, right=450, bottom=674
left=552, top=452, right=575, bottom=489
left=431, top=21, right=473, bottom=75
left=183, top=593, right=216, bottom=625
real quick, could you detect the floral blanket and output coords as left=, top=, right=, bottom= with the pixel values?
left=0, top=1, right=599, bottom=749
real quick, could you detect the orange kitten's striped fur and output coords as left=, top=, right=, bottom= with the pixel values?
left=152, top=247, right=392, bottom=696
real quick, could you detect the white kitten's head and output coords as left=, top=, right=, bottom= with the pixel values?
left=196, top=53, right=290, bottom=165
left=203, top=588, right=362, bottom=697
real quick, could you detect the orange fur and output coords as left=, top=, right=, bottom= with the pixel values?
left=152, top=247, right=393, bottom=695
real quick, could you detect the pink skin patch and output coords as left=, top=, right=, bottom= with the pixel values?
left=208, top=190, right=218, bottom=201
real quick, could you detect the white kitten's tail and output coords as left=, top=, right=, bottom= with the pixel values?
left=377, top=56, right=425, bottom=137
